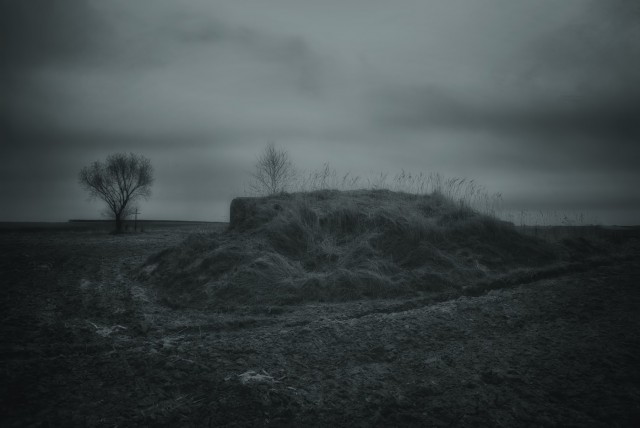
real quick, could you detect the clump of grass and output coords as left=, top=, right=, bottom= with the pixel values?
left=140, top=189, right=557, bottom=308
left=245, top=163, right=505, bottom=217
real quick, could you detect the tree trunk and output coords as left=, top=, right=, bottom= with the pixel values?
left=115, top=215, right=123, bottom=233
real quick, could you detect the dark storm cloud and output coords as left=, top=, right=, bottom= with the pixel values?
left=1, top=0, right=328, bottom=140
left=0, top=0, right=117, bottom=142
left=374, top=0, right=639, bottom=134
left=514, top=0, right=640, bottom=136
left=369, top=0, right=640, bottom=179
left=171, top=19, right=326, bottom=94
left=1, top=127, right=238, bottom=152
left=173, top=17, right=316, bottom=63
left=0, top=0, right=110, bottom=70
left=372, top=85, right=640, bottom=142
left=511, top=1, right=639, bottom=72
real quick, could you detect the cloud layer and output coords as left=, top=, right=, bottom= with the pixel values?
left=1, top=0, right=638, bottom=224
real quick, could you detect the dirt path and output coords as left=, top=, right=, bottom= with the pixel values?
left=1, top=227, right=639, bottom=426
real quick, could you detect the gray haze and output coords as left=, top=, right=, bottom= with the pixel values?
left=1, top=0, right=639, bottom=224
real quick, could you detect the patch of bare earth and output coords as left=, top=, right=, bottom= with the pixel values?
left=1, top=225, right=639, bottom=426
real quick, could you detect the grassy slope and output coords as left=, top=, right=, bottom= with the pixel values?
left=139, top=190, right=558, bottom=307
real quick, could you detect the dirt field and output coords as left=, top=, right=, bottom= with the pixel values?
left=1, top=223, right=639, bottom=427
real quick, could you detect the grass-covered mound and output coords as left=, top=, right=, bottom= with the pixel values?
left=139, top=190, right=557, bottom=307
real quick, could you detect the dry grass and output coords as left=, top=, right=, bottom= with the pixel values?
left=245, top=164, right=504, bottom=217
left=140, top=189, right=557, bottom=308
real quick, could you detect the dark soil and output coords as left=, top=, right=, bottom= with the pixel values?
left=1, top=224, right=640, bottom=427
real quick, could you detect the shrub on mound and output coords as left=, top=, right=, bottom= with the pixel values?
left=139, top=190, right=557, bottom=307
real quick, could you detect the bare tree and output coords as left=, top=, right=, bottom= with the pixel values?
left=250, top=142, right=295, bottom=195
left=79, top=153, right=153, bottom=232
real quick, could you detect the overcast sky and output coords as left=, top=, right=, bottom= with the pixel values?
left=1, top=0, right=639, bottom=224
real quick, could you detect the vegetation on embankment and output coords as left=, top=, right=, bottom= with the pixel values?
left=139, top=189, right=560, bottom=308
